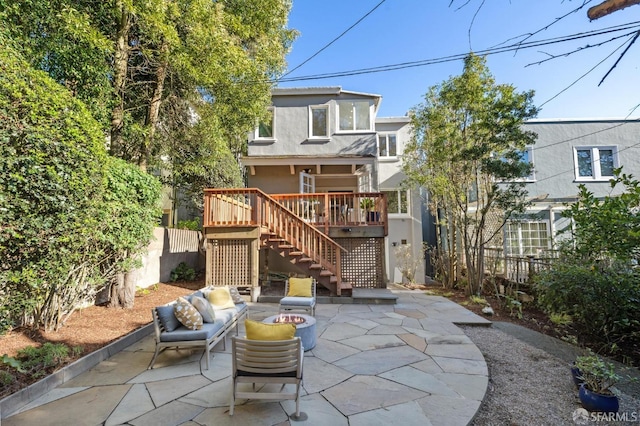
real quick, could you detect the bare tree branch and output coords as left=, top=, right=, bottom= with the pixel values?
left=588, top=0, right=640, bottom=20
left=598, top=30, right=640, bottom=85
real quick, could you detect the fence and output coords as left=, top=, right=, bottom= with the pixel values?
left=484, top=247, right=556, bottom=284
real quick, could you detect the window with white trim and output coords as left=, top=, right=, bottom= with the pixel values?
left=255, top=107, right=275, bottom=140
left=309, top=105, right=329, bottom=138
left=504, top=221, right=550, bottom=256
left=573, top=146, right=617, bottom=180
left=382, top=189, right=409, bottom=214
left=378, top=133, right=397, bottom=158
left=498, top=146, right=535, bottom=181
left=337, top=100, right=371, bottom=131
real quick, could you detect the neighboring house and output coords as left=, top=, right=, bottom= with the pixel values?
left=499, top=118, right=640, bottom=257
left=202, top=86, right=425, bottom=296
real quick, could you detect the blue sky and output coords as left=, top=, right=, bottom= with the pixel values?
left=278, top=0, right=640, bottom=119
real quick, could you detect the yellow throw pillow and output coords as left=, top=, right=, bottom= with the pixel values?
left=287, top=277, right=313, bottom=297
left=207, top=287, right=236, bottom=309
left=245, top=319, right=296, bottom=341
left=174, top=297, right=203, bottom=330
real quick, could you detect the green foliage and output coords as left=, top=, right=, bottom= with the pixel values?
left=575, top=353, right=621, bottom=395
left=404, top=54, right=538, bottom=294
left=534, top=258, right=640, bottom=350
left=7, top=343, right=82, bottom=378
left=176, top=218, right=201, bottom=231
left=469, top=295, right=488, bottom=305
left=549, top=312, right=572, bottom=326
left=0, top=37, right=108, bottom=330
left=562, top=169, right=640, bottom=261
left=0, top=38, right=161, bottom=330
left=1, top=354, right=24, bottom=372
left=360, top=198, right=375, bottom=211
left=535, top=170, right=640, bottom=354
left=170, top=262, right=196, bottom=282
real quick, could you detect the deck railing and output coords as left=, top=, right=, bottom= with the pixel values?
left=484, top=247, right=556, bottom=284
left=270, top=192, right=387, bottom=235
left=203, top=188, right=347, bottom=293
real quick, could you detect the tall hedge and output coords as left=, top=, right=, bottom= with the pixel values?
left=0, top=36, right=160, bottom=331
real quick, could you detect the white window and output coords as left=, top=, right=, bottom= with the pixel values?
left=337, top=100, right=371, bottom=131
left=255, top=107, right=275, bottom=140
left=382, top=189, right=409, bottom=215
left=573, top=146, right=617, bottom=181
left=309, top=105, right=329, bottom=138
left=504, top=221, right=550, bottom=256
left=378, top=134, right=397, bottom=158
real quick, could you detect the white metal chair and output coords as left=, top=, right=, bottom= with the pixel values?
left=279, top=278, right=317, bottom=316
left=230, top=336, right=305, bottom=419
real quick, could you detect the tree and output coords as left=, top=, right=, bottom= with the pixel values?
left=403, top=54, right=538, bottom=295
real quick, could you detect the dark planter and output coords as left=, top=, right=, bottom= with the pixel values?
left=366, top=211, right=380, bottom=222
left=571, top=364, right=585, bottom=388
left=578, top=384, right=619, bottom=413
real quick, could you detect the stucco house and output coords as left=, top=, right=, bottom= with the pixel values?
left=497, top=118, right=640, bottom=257
left=202, top=86, right=425, bottom=297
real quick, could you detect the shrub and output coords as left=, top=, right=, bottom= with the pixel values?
left=170, top=262, right=196, bottom=282
left=534, top=258, right=640, bottom=350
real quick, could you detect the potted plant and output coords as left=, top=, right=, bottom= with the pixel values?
left=359, top=198, right=379, bottom=222
left=574, top=353, right=620, bottom=413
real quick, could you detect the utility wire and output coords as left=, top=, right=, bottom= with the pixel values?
left=276, top=22, right=640, bottom=83
left=281, top=0, right=388, bottom=79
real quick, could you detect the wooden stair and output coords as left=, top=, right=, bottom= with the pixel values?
left=261, top=232, right=352, bottom=296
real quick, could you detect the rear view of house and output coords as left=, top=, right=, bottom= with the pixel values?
left=202, top=87, right=424, bottom=298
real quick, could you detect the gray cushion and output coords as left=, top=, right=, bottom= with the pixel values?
left=279, top=296, right=316, bottom=307
left=159, top=320, right=225, bottom=342
left=156, top=305, right=180, bottom=332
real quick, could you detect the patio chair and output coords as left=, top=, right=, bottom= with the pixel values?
left=279, top=277, right=316, bottom=316
left=230, top=336, right=305, bottom=419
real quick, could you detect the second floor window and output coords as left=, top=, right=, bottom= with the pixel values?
left=378, top=134, right=397, bottom=157
left=338, top=100, right=371, bottom=131
left=573, top=146, right=617, bottom=180
left=382, top=189, right=409, bottom=214
left=256, top=107, right=275, bottom=140
left=309, top=105, right=329, bottom=138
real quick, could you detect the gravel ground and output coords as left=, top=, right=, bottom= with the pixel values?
left=463, top=325, right=640, bottom=425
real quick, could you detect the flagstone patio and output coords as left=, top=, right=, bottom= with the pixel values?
left=2, top=290, right=491, bottom=426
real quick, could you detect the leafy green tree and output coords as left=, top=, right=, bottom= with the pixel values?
left=534, top=170, right=640, bottom=354
left=0, top=36, right=161, bottom=330
left=563, top=169, right=640, bottom=261
left=0, top=36, right=107, bottom=331
left=403, top=54, right=538, bottom=294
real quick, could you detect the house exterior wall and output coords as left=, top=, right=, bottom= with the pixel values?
left=506, top=118, right=640, bottom=254
left=247, top=89, right=377, bottom=158
left=375, top=116, right=426, bottom=283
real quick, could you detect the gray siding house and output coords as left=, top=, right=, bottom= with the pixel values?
left=239, top=86, right=425, bottom=288
left=501, top=118, right=640, bottom=256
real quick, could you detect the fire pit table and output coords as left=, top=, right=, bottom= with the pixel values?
left=263, top=313, right=317, bottom=351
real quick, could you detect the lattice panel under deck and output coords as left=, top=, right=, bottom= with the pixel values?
left=336, top=237, right=385, bottom=288
left=208, top=239, right=252, bottom=287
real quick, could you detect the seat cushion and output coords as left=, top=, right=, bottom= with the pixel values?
left=245, top=319, right=296, bottom=341
left=279, top=296, right=316, bottom=307
left=159, top=320, right=225, bottom=342
left=287, top=278, right=313, bottom=297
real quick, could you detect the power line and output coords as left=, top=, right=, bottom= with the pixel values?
left=281, top=0, right=388, bottom=78
left=275, top=21, right=640, bottom=83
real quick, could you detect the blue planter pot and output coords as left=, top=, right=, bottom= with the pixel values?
left=579, top=384, right=619, bottom=413
left=571, top=365, right=584, bottom=388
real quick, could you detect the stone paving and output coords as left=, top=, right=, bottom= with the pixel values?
left=3, top=290, right=491, bottom=426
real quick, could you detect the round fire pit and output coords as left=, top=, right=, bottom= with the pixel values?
left=263, top=314, right=317, bottom=351
left=273, top=314, right=307, bottom=325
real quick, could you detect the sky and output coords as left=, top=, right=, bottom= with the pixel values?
left=278, top=0, right=640, bottom=119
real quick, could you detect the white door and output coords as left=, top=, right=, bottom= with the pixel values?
left=299, top=172, right=315, bottom=221
left=299, top=172, right=315, bottom=194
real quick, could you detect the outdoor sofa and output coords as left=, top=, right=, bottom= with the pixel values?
left=149, top=286, right=248, bottom=370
